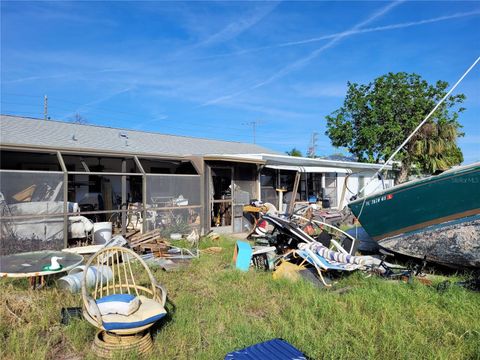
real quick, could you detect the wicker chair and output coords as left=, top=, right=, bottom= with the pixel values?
left=81, top=246, right=167, bottom=357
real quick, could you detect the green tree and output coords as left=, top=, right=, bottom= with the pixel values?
left=325, top=72, right=465, bottom=183
left=285, top=148, right=303, bottom=157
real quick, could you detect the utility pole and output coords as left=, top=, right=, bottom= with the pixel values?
left=307, top=132, right=318, bottom=158
left=44, top=95, right=48, bottom=120
left=243, top=120, right=260, bottom=144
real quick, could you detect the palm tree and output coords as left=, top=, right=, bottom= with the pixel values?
left=285, top=148, right=303, bottom=157
left=412, top=120, right=463, bottom=174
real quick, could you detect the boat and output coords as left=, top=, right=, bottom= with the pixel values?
left=348, top=162, right=480, bottom=268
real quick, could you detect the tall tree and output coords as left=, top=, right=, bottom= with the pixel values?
left=325, top=72, right=465, bottom=183
left=285, top=148, right=303, bottom=157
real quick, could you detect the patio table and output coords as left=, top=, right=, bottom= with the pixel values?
left=0, top=250, right=83, bottom=288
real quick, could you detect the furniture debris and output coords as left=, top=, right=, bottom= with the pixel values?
left=0, top=250, right=83, bottom=289
left=82, top=247, right=167, bottom=358
left=63, top=234, right=127, bottom=258
left=233, top=240, right=253, bottom=272
left=124, top=229, right=140, bottom=239
left=225, top=338, right=307, bottom=360
left=234, top=213, right=416, bottom=287
left=251, top=246, right=276, bottom=270
left=12, top=184, right=36, bottom=202
left=63, top=244, right=105, bottom=255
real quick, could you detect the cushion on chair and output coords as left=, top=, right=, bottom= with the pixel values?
left=100, top=295, right=166, bottom=331
left=96, top=294, right=141, bottom=316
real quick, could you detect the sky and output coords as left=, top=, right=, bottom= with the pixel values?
left=1, top=1, right=479, bottom=163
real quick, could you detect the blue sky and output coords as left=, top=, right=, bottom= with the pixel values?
left=1, top=1, right=479, bottom=163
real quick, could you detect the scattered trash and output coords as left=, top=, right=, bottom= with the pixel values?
left=436, top=276, right=480, bottom=292
left=170, top=233, right=182, bottom=240
left=272, top=261, right=305, bottom=281
left=251, top=246, right=276, bottom=270
left=60, top=307, right=83, bottom=325
left=206, top=232, right=221, bottom=241
left=232, top=213, right=421, bottom=288
left=143, top=256, right=186, bottom=272
left=186, top=229, right=200, bottom=246
left=233, top=241, right=253, bottom=272
left=273, top=261, right=328, bottom=288
left=201, top=247, right=223, bottom=254
left=225, top=338, right=307, bottom=360
left=93, top=222, right=112, bottom=245
left=58, top=265, right=113, bottom=293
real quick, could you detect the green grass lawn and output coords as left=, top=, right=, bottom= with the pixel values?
left=1, top=237, right=479, bottom=360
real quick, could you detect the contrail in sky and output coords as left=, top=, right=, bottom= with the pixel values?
left=215, top=10, right=480, bottom=56
left=202, top=0, right=405, bottom=105
left=201, top=2, right=478, bottom=106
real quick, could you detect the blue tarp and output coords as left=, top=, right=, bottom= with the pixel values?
left=225, top=338, right=307, bottom=360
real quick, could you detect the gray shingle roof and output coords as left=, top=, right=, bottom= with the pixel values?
left=0, top=115, right=278, bottom=157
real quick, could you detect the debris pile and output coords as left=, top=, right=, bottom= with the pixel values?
left=127, top=229, right=171, bottom=255
left=235, top=213, right=421, bottom=287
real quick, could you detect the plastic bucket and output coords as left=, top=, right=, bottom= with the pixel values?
left=93, top=222, right=112, bottom=244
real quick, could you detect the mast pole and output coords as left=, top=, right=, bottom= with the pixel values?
left=357, top=56, right=480, bottom=197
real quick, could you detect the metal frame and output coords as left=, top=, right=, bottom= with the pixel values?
left=0, top=149, right=205, bottom=251
left=209, top=165, right=234, bottom=232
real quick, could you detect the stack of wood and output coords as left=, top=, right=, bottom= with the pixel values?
left=127, top=229, right=171, bottom=256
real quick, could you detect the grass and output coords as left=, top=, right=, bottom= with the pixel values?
left=1, top=236, right=479, bottom=360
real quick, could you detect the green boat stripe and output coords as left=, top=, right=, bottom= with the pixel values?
left=350, top=166, right=480, bottom=205
left=349, top=165, right=480, bottom=239
left=372, top=208, right=480, bottom=240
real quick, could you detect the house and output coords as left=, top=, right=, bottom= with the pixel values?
left=0, top=114, right=392, bottom=254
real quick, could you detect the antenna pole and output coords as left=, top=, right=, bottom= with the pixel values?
left=243, top=120, right=260, bottom=144
left=307, top=132, right=318, bottom=157
left=44, top=95, right=48, bottom=120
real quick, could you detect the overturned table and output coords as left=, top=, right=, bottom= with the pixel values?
left=0, top=250, right=83, bottom=288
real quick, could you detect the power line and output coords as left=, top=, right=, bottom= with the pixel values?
left=2, top=94, right=250, bottom=132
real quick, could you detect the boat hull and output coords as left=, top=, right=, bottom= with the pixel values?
left=378, top=214, right=480, bottom=268
left=348, top=163, right=480, bottom=267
